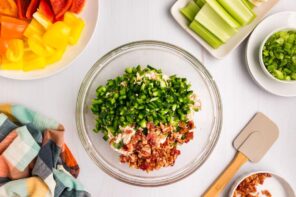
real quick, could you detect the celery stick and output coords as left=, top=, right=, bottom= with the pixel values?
left=180, top=1, right=200, bottom=22
left=217, top=0, right=256, bottom=25
left=206, top=0, right=240, bottom=29
left=241, top=0, right=255, bottom=10
left=195, top=0, right=205, bottom=8
left=189, top=20, right=223, bottom=48
left=195, top=4, right=237, bottom=43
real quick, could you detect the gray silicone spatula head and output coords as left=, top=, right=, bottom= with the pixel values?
left=233, top=112, right=279, bottom=163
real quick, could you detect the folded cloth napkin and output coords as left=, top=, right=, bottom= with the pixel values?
left=0, top=104, right=90, bottom=197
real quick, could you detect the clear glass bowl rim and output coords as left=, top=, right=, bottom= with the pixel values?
left=76, top=40, right=223, bottom=187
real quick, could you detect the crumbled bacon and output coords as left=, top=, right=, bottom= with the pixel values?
left=233, top=173, right=272, bottom=197
left=125, top=129, right=133, bottom=134
left=184, top=132, right=194, bottom=143
left=262, top=190, right=272, bottom=197
left=119, top=121, right=195, bottom=172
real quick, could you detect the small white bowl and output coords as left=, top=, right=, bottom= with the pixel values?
left=229, top=171, right=295, bottom=197
left=259, top=28, right=296, bottom=84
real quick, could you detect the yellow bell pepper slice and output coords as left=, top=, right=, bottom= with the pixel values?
left=28, top=35, right=46, bottom=56
left=43, top=21, right=71, bottom=49
left=23, top=51, right=46, bottom=72
left=28, top=34, right=55, bottom=57
left=47, top=47, right=66, bottom=64
left=64, top=12, right=85, bottom=45
left=33, top=12, right=52, bottom=29
left=24, top=19, right=46, bottom=38
left=5, top=39, right=24, bottom=62
left=1, top=57, right=23, bottom=70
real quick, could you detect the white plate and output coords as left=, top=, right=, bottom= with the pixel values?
left=246, top=11, right=296, bottom=97
left=0, top=1, right=99, bottom=80
left=170, top=0, right=279, bottom=59
left=229, top=171, right=295, bottom=197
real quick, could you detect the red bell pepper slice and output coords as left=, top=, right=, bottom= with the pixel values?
left=0, top=16, right=29, bottom=39
left=26, top=0, right=40, bottom=19
left=16, top=0, right=30, bottom=19
left=70, top=0, right=86, bottom=14
left=50, top=0, right=73, bottom=20
left=39, top=0, right=55, bottom=22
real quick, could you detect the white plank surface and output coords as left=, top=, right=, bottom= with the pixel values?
left=0, top=0, right=295, bottom=196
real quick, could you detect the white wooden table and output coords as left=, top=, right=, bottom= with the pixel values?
left=0, top=0, right=295, bottom=196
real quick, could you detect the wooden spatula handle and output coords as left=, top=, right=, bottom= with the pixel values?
left=202, top=152, right=248, bottom=197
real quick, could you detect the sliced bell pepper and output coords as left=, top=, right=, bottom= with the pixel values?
left=33, top=12, right=52, bottom=29
left=39, top=0, right=55, bottom=22
left=63, top=12, right=85, bottom=45
left=1, top=58, right=23, bottom=70
left=26, top=0, right=40, bottom=19
left=50, top=0, right=73, bottom=20
left=23, top=51, right=47, bottom=71
left=24, top=19, right=46, bottom=38
left=0, top=16, right=29, bottom=39
left=70, top=0, right=86, bottom=14
left=0, top=39, right=9, bottom=55
left=56, top=0, right=73, bottom=20
left=43, top=21, right=71, bottom=49
left=28, top=35, right=47, bottom=56
left=16, top=0, right=30, bottom=19
left=0, top=0, right=17, bottom=17
left=50, top=0, right=66, bottom=15
left=28, top=34, right=55, bottom=57
left=5, top=39, right=24, bottom=62
left=47, top=47, right=66, bottom=64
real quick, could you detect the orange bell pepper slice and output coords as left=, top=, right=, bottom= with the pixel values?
left=0, top=0, right=17, bottom=17
left=5, top=39, right=24, bottom=62
left=0, top=39, right=9, bottom=55
left=0, top=16, right=29, bottom=39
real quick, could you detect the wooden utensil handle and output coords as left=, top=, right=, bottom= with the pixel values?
left=202, top=152, right=248, bottom=197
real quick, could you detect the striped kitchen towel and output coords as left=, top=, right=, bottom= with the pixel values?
left=0, top=104, right=90, bottom=197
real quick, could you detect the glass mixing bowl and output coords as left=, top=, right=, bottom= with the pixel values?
left=76, top=41, right=222, bottom=186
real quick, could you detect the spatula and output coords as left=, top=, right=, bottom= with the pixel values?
left=203, top=112, right=279, bottom=197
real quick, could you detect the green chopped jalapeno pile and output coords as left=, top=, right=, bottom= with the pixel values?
left=91, top=65, right=199, bottom=141
left=262, top=30, right=296, bottom=81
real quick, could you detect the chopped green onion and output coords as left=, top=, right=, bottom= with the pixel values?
left=262, top=30, right=296, bottom=81
left=91, top=66, right=199, bottom=137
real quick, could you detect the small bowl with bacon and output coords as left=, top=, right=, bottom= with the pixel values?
left=229, top=171, right=295, bottom=197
